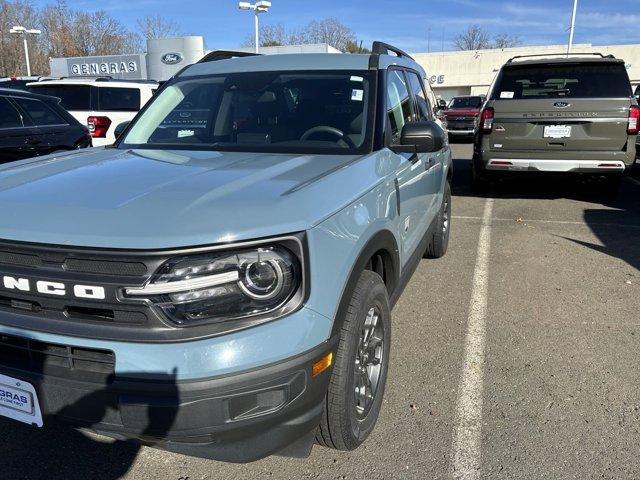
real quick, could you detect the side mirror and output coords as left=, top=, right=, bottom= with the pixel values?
left=392, top=121, right=446, bottom=154
left=437, top=99, right=447, bottom=109
left=114, top=121, right=130, bottom=140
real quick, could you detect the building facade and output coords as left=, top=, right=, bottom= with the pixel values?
left=412, top=43, right=640, bottom=101
left=49, top=37, right=340, bottom=82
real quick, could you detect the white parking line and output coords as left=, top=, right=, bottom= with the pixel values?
left=451, top=198, right=494, bottom=480
left=453, top=216, right=640, bottom=230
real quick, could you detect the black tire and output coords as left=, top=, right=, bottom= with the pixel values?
left=471, top=160, right=490, bottom=191
left=425, top=180, right=452, bottom=259
left=315, top=270, right=391, bottom=451
left=600, top=174, right=623, bottom=194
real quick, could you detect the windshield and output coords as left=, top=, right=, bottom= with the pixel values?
left=448, top=96, right=483, bottom=109
left=493, top=63, right=632, bottom=99
left=120, top=71, right=374, bottom=154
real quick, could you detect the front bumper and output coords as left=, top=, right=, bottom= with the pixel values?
left=0, top=334, right=337, bottom=463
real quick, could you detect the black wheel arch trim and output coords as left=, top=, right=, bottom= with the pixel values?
left=330, top=229, right=400, bottom=337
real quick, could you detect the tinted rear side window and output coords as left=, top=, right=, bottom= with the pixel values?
left=28, top=85, right=91, bottom=110
left=13, top=97, right=67, bottom=126
left=492, top=63, right=632, bottom=100
left=97, top=88, right=140, bottom=112
left=0, top=97, right=24, bottom=128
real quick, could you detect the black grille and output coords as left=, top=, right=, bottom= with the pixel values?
left=0, top=333, right=115, bottom=381
left=64, top=258, right=148, bottom=276
left=0, top=250, right=43, bottom=268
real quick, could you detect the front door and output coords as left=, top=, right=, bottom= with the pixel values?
left=386, top=69, right=432, bottom=266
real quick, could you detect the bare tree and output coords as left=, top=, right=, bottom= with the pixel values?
left=242, top=23, right=286, bottom=48
left=493, top=34, right=522, bottom=49
left=344, top=40, right=371, bottom=54
left=292, top=18, right=355, bottom=51
left=0, top=0, right=47, bottom=76
left=453, top=25, right=491, bottom=51
left=40, top=1, right=139, bottom=59
left=137, top=14, right=181, bottom=40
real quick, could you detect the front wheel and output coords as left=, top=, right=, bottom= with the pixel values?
left=315, top=270, right=391, bottom=451
left=425, top=180, right=452, bottom=258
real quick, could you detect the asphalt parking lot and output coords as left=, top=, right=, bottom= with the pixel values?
left=2, top=143, right=640, bottom=480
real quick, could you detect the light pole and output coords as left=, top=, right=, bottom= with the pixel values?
left=566, top=0, right=578, bottom=57
left=9, top=25, right=41, bottom=77
left=238, top=1, right=272, bottom=54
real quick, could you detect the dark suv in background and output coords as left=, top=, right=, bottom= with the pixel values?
left=473, top=53, right=638, bottom=189
left=0, top=88, right=91, bottom=162
left=443, top=95, right=486, bottom=139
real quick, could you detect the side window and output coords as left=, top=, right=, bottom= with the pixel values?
left=386, top=70, right=413, bottom=143
left=12, top=97, right=66, bottom=126
left=407, top=72, right=432, bottom=121
left=0, top=97, right=25, bottom=129
left=97, top=88, right=141, bottom=112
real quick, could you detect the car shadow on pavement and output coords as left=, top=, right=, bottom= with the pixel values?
left=451, top=155, right=640, bottom=273
left=452, top=156, right=640, bottom=204
left=1, top=358, right=180, bottom=480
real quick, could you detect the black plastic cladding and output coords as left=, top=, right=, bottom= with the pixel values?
left=0, top=234, right=308, bottom=344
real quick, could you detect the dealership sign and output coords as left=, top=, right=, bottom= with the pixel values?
left=51, top=54, right=147, bottom=80
left=429, top=75, right=445, bottom=85
left=70, top=60, right=138, bottom=76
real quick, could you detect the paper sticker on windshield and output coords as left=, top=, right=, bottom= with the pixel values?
left=351, top=89, right=364, bottom=102
left=500, top=91, right=515, bottom=99
left=178, top=130, right=194, bottom=138
left=350, top=76, right=364, bottom=82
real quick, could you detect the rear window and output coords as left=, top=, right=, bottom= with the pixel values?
left=0, top=97, right=25, bottom=128
left=492, top=63, right=633, bottom=100
left=448, top=96, right=484, bottom=108
left=97, top=87, right=140, bottom=112
left=29, top=85, right=91, bottom=111
left=12, top=97, right=68, bottom=126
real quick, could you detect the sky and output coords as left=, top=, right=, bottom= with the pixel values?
left=33, top=0, right=640, bottom=52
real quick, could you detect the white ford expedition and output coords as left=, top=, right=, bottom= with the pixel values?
left=27, top=78, right=158, bottom=146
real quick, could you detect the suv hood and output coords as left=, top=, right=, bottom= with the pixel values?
left=0, top=148, right=383, bottom=249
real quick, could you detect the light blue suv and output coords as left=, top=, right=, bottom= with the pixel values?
left=0, top=43, right=452, bottom=462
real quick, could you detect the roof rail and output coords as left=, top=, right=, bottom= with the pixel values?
left=371, top=41, right=414, bottom=61
left=198, top=50, right=261, bottom=64
left=507, top=52, right=615, bottom=63
left=53, top=76, right=113, bottom=81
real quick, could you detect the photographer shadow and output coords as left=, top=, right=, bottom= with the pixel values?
left=0, top=352, right=180, bottom=480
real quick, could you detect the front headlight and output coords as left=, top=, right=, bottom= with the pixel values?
left=124, top=244, right=303, bottom=326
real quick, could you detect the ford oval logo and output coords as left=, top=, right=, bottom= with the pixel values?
left=553, top=101, right=571, bottom=109
left=161, top=53, right=183, bottom=65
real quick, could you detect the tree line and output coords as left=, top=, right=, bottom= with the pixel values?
left=0, top=0, right=180, bottom=77
left=453, top=25, right=521, bottom=51
left=243, top=18, right=370, bottom=54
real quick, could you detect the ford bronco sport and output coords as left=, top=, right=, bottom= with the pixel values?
left=473, top=53, right=639, bottom=189
left=0, top=43, right=452, bottom=462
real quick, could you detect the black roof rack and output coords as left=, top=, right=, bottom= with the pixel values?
left=371, top=41, right=414, bottom=61
left=507, top=52, right=615, bottom=63
left=198, top=50, right=261, bottom=64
